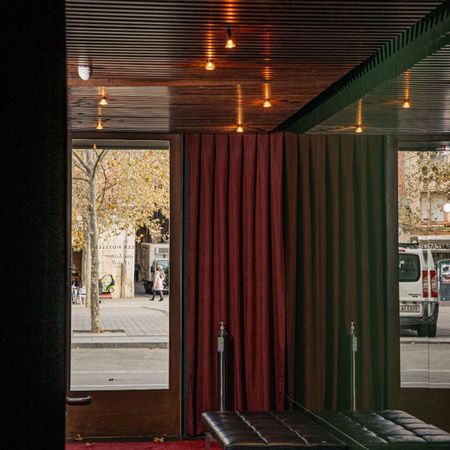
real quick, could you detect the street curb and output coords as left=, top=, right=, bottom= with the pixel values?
left=72, top=334, right=169, bottom=349
left=400, top=337, right=450, bottom=344
left=71, top=342, right=168, bottom=349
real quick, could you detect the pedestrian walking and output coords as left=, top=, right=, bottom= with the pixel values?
left=151, top=265, right=165, bottom=301
left=134, top=261, right=141, bottom=282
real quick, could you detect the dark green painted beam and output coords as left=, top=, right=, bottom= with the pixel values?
left=276, top=0, right=450, bottom=133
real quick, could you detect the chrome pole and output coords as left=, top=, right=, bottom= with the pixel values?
left=218, top=322, right=228, bottom=411
left=350, top=321, right=357, bottom=412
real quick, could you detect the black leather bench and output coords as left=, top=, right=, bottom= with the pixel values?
left=317, top=410, right=450, bottom=449
left=202, top=410, right=450, bottom=450
left=201, top=411, right=347, bottom=449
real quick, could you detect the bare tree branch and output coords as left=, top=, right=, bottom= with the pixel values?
left=73, top=176, right=90, bottom=184
left=92, top=149, right=108, bottom=176
left=73, top=151, right=91, bottom=175
left=97, top=181, right=119, bottom=211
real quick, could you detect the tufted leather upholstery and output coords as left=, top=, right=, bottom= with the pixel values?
left=317, top=410, right=450, bottom=449
left=201, top=411, right=346, bottom=449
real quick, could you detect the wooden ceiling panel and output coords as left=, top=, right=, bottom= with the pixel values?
left=66, top=0, right=444, bottom=132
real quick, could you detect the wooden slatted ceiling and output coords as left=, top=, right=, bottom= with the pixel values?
left=309, top=43, right=450, bottom=135
left=66, top=0, right=443, bottom=133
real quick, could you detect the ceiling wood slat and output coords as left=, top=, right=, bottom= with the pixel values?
left=66, top=0, right=444, bottom=132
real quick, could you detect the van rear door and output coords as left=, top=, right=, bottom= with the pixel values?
left=399, top=252, right=422, bottom=315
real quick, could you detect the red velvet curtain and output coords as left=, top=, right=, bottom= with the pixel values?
left=185, top=133, right=286, bottom=435
left=283, top=133, right=398, bottom=412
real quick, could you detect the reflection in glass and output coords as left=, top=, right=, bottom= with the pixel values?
left=398, top=149, right=450, bottom=388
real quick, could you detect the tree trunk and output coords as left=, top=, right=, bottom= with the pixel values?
left=122, top=231, right=128, bottom=298
left=88, top=152, right=102, bottom=332
left=83, top=231, right=91, bottom=308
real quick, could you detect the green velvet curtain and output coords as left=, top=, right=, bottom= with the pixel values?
left=284, top=133, right=399, bottom=412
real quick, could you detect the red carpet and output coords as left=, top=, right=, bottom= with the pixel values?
left=66, top=441, right=220, bottom=449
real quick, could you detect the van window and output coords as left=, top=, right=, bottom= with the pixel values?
left=152, top=259, right=169, bottom=271
left=399, top=254, right=420, bottom=282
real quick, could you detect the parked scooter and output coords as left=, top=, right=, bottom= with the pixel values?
left=98, top=274, right=115, bottom=298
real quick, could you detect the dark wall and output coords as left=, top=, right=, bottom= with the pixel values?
left=3, top=1, right=67, bottom=449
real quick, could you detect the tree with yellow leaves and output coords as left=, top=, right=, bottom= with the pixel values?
left=72, top=146, right=169, bottom=332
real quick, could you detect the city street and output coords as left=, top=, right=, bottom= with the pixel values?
left=70, top=285, right=170, bottom=391
left=71, top=292, right=450, bottom=391
left=71, top=348, right=169, bottom=391
left=401, top=303, right=450, bottom=388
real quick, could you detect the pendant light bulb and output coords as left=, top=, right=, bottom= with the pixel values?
left=355, top=125, right=363, bottom=133
left=99, top=95, right=108, bottom=106
left=263, top=98, right=272, bottom=108
left=225, top=27, right=236, bottom=49
left=236, top=125, right=244, bottom=133
left=402, top=99, right=411, bottom=109
left=96, top=118, right=103, bottom=130
left=205, top=59, right=215, bottom=71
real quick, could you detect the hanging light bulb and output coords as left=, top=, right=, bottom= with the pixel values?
left=403, top=70, right=411, bottom=109
left=225, top=26, right=236, bottom=49
left=205, top=59, right=215, bottom=71
left=236, top=125, right=244, bottom=133
left=99, top=94, right=108, bottom=106
left=96, top=117, right=103, bottom=130
left=355, top=99, right=363, bottom=133
left=263, top=98, right=272, bottom=108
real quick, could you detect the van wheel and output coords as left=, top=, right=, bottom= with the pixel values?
left=417, top=324, right=429, bottom=337
left=428, top=323, right=437, bottom=338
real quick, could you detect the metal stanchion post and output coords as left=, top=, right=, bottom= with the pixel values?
left=204, top=323, right=229, bottom=450
left=218, top=321, right=228, bottom=411
left=349, top=321, right=358, bottom=412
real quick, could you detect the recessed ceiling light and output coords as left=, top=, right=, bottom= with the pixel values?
left=263, top=99, right=272, bottom=108
left=355, top=125, right=363, bottom=133
left=402, top=99, right=411, bottom=108
left=96, top=117, right=103, bottom=130
left=236, top=125, right=244, bottom=133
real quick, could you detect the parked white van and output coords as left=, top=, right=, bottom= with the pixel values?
left=399, top=246, right=439, bottom=337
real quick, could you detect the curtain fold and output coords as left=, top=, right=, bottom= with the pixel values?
left=284, top=133, right=397, bottom=412
left=185, top=133, right=286, bottom=435
left=186, top=132, right=397, bottom=434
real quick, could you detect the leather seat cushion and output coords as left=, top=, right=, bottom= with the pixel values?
left=317, top=410, right=450, bottom=449
left=201, top=411, right=346, bottom=449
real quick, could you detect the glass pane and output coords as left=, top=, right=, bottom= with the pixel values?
left=398, top=149, right=450, bottom=388
left=70, top=144, right=170, bottom=391
left=399, top=254, right=420, bottom=282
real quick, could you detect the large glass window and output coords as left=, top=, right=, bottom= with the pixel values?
left=398, top=149, right=450, bottom=388
left=70, top=143, right=170, bottom=391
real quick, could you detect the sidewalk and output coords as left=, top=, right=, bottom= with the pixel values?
left=71, top=287, right=169, bottom=348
